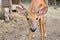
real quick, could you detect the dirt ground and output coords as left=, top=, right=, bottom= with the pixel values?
left=0, top=6, right=60, bottom=40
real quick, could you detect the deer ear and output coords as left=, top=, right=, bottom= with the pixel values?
left=16, top=7, right=27, bottom=16
left=37, top=7, right=48, bottom=16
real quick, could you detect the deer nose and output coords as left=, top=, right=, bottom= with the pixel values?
left=30, top=27, right=37, bottom=32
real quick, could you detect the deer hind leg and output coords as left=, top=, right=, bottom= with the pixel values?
left=39, top=16, right=46, bottom=40
left=4, top=8, right=10, bottom=22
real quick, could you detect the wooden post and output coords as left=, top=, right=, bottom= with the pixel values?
left=0, top=0, right=2, bottom=11
left=10, top=0, right=12, bottom=13
left=54, top=0, right=57, bottom=9
left=45, top=0, right=48, bottom=7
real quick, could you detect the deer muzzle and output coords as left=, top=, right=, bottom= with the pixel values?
left=30, top=27, right=37, bottom=32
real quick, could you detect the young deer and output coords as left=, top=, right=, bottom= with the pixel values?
left=16, top=0, right=48, bottom=40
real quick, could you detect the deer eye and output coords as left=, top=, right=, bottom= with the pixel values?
left=36, top=18, right=38, bottom=20
left=37, top=11, right=39, bottom=13
left=27, top=18, right=29, bottom=20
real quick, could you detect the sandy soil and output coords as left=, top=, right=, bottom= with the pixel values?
left=0, top=6, right=60, bottom=40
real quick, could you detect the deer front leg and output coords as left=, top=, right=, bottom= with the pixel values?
left=39, top=16, right=46, bottom=40
left=28, top=29, right=36, bottom=40
left=28, top=29, right=31, bottom=40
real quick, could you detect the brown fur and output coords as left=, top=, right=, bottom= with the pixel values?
left=16, top=0, right=48, bottom=40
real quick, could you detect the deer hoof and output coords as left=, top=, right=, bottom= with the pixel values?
left=44, top=33, right=47, bottom=38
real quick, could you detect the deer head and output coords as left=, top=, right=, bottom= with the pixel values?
left=16, top=3, right=47, bottom=32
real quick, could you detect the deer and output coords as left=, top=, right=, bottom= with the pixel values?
left=4, top=8, right=10, bottom=22
left=16, top=0, right=48, bottom=40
